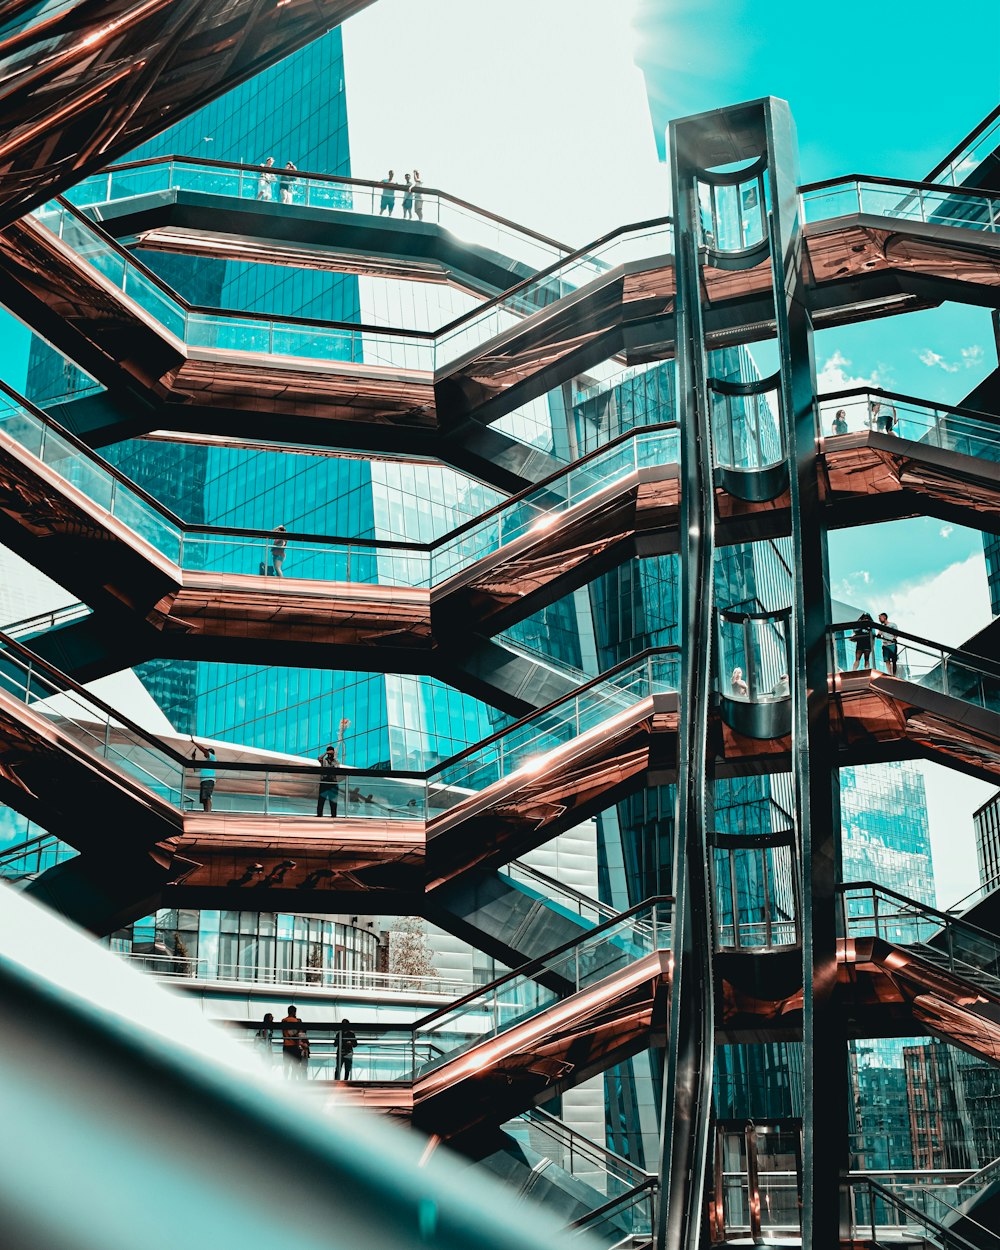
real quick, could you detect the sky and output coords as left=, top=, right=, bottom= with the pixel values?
left=1, top=1, right=997, bottom=893
left=343, top=0, right=1000, bottom=904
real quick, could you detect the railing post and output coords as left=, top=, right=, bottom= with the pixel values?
left=941, top=655, right=950, bottom=698
left=263, top=771, right=270, bottom=815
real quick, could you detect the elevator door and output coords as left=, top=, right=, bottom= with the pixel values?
left=714, top=1120, right=802, bottom=1243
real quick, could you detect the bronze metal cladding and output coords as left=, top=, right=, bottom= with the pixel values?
left=164, top=575, right=433, bottom=652
left=4, top=209, right=1000, bottom=451
left=832, top=671, right=1000, bottom=783
left=822, top=431, right=1000, bottom=529
left=0, top=0, right=377, bottom=226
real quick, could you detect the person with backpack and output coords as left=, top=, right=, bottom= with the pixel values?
left=336, top=1018, right=357, bottom=1081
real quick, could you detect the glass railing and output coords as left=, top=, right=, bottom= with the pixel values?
left=32, top=198, right=435, bottom=372
left=2, top=602, right=91, bottom=641
left=430, top=425, right=680, bottom=584
left=179, top=530, right=430, bottom=588
left=410, top=898, right=672, bottom=1080
left=510, top=1107, right=652, bottom=1197
left=0, top=833, right=73, bottom=879
left=820, top=388, right=1000, bottom=462
left=434, top=220, right=674, bottom=369
left=829, top=622, right=1000, bottom=715
left=839, top=882, right=1000, bottom=997
left=3, top=377, right=682, bottom=598
left=567, top=1178, right=658, bottom=1242
left=0, top=385, right=183, bottom=561
left=118, top=950, right=473, bottom=998
left=33, top=196, right=676, bottom=410
left=233, top=899, right=670, bottom=1084
left=0, top=625, right=677, bottom=826
left=928, top=107, right=1000, bottom=190
left=504, top=861, right=619, bottom=927
left=801, top=177, right=1000, bottom=233
left=428, top=650, right=680, bottom=813
left=64, top=158, right=576, bottom=281
left=846, top=1176, right=1000, bottom=1248
left=0, top=632, right=185, bottom=804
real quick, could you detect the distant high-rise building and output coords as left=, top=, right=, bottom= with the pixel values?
left=975, top=789, right=1000, bottom=891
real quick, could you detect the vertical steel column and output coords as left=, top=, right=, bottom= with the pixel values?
left=763, top=100, right=847, bottom=1247
left=657, top=112, right=718, bottom=1250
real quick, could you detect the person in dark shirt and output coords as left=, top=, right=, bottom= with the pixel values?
left=195, top=745, right=216, bottom=811
left=316, top=744, right=341, bottom=817
left=278, top=161, right=297, bottom=204
left=850, top=613, right=875, bottom=671
left=877, top=611, right=899, bottom=676
left=336, top=1018, right=357, bottom=1081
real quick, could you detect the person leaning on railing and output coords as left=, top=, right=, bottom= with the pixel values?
left=876, top=612, right=899, bottom=676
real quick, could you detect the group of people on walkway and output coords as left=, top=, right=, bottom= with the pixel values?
left=379, top=169, right=424, bottom=220
left=190, top=720, right=351, bottom=814
left=254, top=1008, right=357, bottom=1080
left=830, top=398, right=898, bottom=437
left=849, top=611, right=899, bottom=675
left=255, top=158, right=299, bottom=204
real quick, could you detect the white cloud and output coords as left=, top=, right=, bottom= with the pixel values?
left=883, top=552, right=992, bottom=648
left=833, top=570, right=872, bottom=604
left=939, top=525, right=954, bottom=539
left=916, top=344, right=983, bottom=373
left=816, top=350, right=880, bottom=395
left=918, top=348, right=959, bottom=372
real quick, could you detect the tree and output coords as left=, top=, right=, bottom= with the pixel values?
left=386, top=916, right=437, bottom=988
left=305, top=941, right=323, bottom=984
left=172, top=932, right=192, bottom=977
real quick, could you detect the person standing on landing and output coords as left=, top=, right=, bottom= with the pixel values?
left=379, top=170, right=396, bottom=215
left=195, top=745, right=216, bottom=811
left=256, top=157, right=275, bottom=200
left=877, top=611, right=899, bottom=676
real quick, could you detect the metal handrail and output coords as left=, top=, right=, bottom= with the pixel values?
left=924, top=106, right=1000, bottom=184
left=0, top=628, right=676, bottom=785
left=88, top=153, right=575, bottom=253
left=2, top=376, right=680, bottom=557
left=433, top=215, right=673, bottom=339
left=505, top=860, right=619, bottom=923
left=819, top=383, right=1000, bottom=429
left=829, top=620, right=1000, bottom=681
left=838, top=879, right=1000, bottom=949
left=799, top=172, right=1000, bottom=200
left=0, top=831, right=61, bottom=867
left=409, top=895, right=673, bottom=1031
left=845, top=1176, right=1000, bottom=1248
left=427, top=645, right=679, bottom=776
left=565, top=1177, right=658, bottom=1232
left=520, top=1106, right=654, bottom=1183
